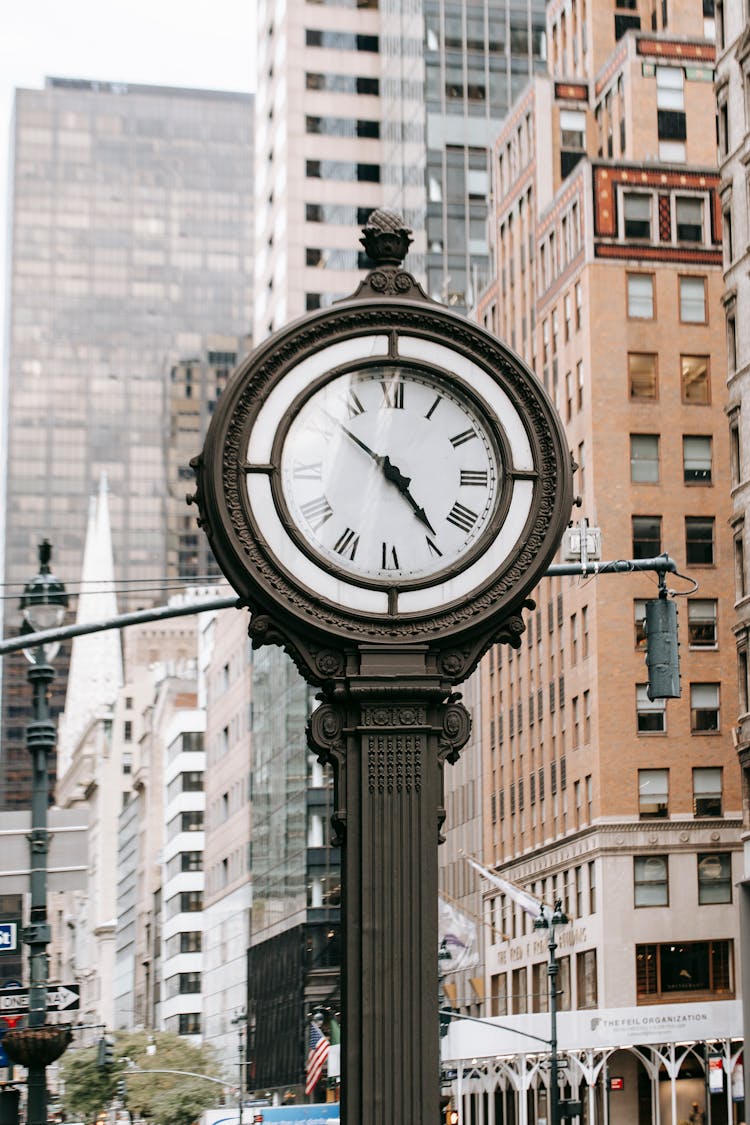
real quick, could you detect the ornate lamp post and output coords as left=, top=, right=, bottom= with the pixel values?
left=8, top=542, right=70, bottom=1125
left=534, top=900, right=569, bottom=1125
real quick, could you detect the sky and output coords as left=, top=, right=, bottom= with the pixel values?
left=0, top=0, right=257, bottom=364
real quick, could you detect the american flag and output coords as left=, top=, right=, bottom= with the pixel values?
left=305, top=1021, right=330, bottom=1096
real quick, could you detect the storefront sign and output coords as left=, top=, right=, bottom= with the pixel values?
left=445, top=1000, right=741, bottom=1061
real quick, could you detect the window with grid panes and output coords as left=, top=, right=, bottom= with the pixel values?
left=634, top=855, right=669, bottom=906
left=698, top=853, right=732, bottom=904
left=636, top=684, right=666, bottom=732
left=690, top=682, right=720, bottom=731
left=629, top=353, right=658, bottom=399
left=630, top=434, right=659, bottom=482
left=632, top=515, right=662, bottom=558
left=683, top=435, right=712, bottom=482
left=681, top=355, right=710, bottom=403
left=686, top=516, right=715, bottom=564
left=687, top=599, right=717, bottom=647
left=679, top=276, right=706, bottom=322
left=627, top=273, right=654, bottom=318
left=638, top=768, right=668, bottom=817
left=624, top=193, right=652, bottom=238
left=692, top=765, right=719, bottom=819
left=675, top=197, right=703, bottom=242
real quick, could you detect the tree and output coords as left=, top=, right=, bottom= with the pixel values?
left=61, top=1031, right=225, bottom=1125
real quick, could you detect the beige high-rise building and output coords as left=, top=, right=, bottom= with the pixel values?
left=715, top=0, right=750, bottom=1107
left=441, top=1, right=743, bottom=1121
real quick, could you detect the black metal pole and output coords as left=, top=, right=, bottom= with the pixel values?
left=24, top=651, right=56, bottom=1125
left=549, top=919, right=559, bottom=1125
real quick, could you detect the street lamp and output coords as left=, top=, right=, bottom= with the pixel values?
left=16, top=541, right=69, bottom=1125
left=231, top=1011, right=247, bottom=1125
left=534, top=900, right=569, bottom=1125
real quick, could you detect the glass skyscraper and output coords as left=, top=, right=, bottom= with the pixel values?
left=0, top=78, right=254, bottom=806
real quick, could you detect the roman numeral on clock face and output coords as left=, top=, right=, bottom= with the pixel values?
left=381, top=542, right=400, bottom=569
left=300, top=495, right=334, bottom=530
left=450, top=428, right=477, bottom=448
left=342, top=390, right=365, bottom=418
left=379, top=378, right=404, bottom=409
left=446, top=501, right=479, bottom=533
left=460, top=469, right=488, bottom=486
left=333, top=527, right=359, bottom=560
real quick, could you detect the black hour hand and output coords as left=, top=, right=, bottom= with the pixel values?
left=382, top=457, right=436, bottom=535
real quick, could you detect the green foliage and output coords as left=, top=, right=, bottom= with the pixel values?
left=61, top=1030, right=223, bottom=1125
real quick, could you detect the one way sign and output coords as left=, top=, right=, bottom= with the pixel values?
left=0, top=985, right=79, bottom=1014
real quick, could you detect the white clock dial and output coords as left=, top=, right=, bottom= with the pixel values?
left=278, top=365, right=501, bottom=583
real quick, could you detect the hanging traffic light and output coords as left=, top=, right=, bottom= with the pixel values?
left=97, top=1035, right=115, bottom=1070
left=644, top=597, right=680, bottom=700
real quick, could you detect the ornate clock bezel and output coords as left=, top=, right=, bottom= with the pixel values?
left=193, top=297, right=573, bottom=649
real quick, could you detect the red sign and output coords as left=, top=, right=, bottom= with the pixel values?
left=609, top=1077, right=624, bottom=1091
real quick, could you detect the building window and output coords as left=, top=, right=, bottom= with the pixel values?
left=576, top=949, right=598, bottom=1008
left=656, top=65, right=684, bottom=109
left=735, top=527, right=746, bottom=599
left=679, top=276, right=706, bottom=323
left=588, top=861, right=597, bottom=913
left=693, top=767, right=722, bottom=816
left=687, top=599, right=717, bottom=647
left=727, top=311, right=737, bottom=372
left=624, top=193, right=652, bottom=239
left=636, top=684, right=666, bottom=732
left=681, top=356, right=710, bottom=404
left=686, top=516, right=715, bottom=565
left=636, top=940, right=733, bottom=1000
left=723, top=202, right=733, bottom=263
left=575, top=281, right=583, bottom=329
left=630, top=434, right=659, bottom=482
left=178, top=1013, right=201, bottom=1035
left=632, top=515, right=662, bottom=558
left=490, top=973, right=508, bottom=1016
left=683, top=435, right=712, bottom=483
left=635, top=599, right=648, bottom=648
left=627, top=273, right=655, bottom=318
left=512, top=966, right=528, bottom=1014
left=729, top=414, right=741, bottom=486
left=639, top=769, right=668, bottom=818
left=690, top=682, right=720, bottom=732
left=634, top=856, right=669, bottom=906
left=124, top=720, right=132, bottom=742
left=629, top=353, right=658, bottom=399
left=698, top=853, right=732, bottom=904
left=675, top=197, right=703, bottom=242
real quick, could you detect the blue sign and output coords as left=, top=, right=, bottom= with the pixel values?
left=0, top=924, right=17, bottom=953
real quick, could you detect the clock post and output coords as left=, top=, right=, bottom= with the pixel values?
left=191, top=210, right=573, bottom=1125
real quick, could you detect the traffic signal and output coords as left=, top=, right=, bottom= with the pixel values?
left=97, top=1035, right=115, bottom=1070
left=644, top=597, right=680, bottom=700
left=116, top=1079, right=127, bottom=1102
left=446, top=1105, right=459, bottom=1125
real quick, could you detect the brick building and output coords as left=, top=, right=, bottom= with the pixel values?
left=442, top=0, right=743, bottom=1121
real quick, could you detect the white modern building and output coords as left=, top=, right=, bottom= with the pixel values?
left=162, top=710, right=206, bottom=1040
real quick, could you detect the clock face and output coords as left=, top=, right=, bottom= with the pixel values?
left=277, top=364, right=501, bottom=584
left=201, top=313, right=572, bottom=642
